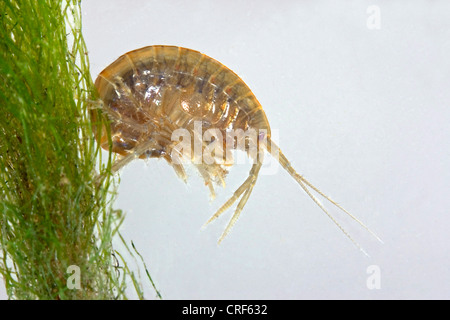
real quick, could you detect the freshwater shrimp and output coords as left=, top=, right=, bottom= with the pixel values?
left=92, top=45, right=381, bottom=254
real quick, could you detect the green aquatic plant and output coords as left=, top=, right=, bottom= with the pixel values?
left=0, top=0, right=152, bottom=299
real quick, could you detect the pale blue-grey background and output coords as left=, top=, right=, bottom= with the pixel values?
left=2, top=0, right=449, bottom=299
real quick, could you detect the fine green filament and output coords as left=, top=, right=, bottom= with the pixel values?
left=0, top=0, right=146, bottom=299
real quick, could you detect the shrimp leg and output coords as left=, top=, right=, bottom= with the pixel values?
left=203, top=152, right=264, bottom=243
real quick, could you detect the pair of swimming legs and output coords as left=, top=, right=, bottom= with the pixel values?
left=102, top=135, right=382, bottom=255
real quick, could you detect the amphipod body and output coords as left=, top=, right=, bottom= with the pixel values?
left=93, top=45, right=380, bottom=252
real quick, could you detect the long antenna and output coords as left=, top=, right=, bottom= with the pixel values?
left=266, top=138, right=383, bottom=254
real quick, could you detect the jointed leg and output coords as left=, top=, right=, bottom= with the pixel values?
left=94, top=138, right=159, bottom=185
left=110, top=139, right=160, bottom=173
left=217, top=176, right=258, bottom=244
left=164, top=153, right=188, bottom=184
left=204, top=153, right=264, bottom=243
left=196, top=164, right=216, bottom=200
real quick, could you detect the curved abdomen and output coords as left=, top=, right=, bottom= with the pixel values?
left=95, top=46, right=271, bottom=156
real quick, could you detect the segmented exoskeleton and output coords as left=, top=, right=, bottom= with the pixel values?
left=93, top=45, right=381, bottom=253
